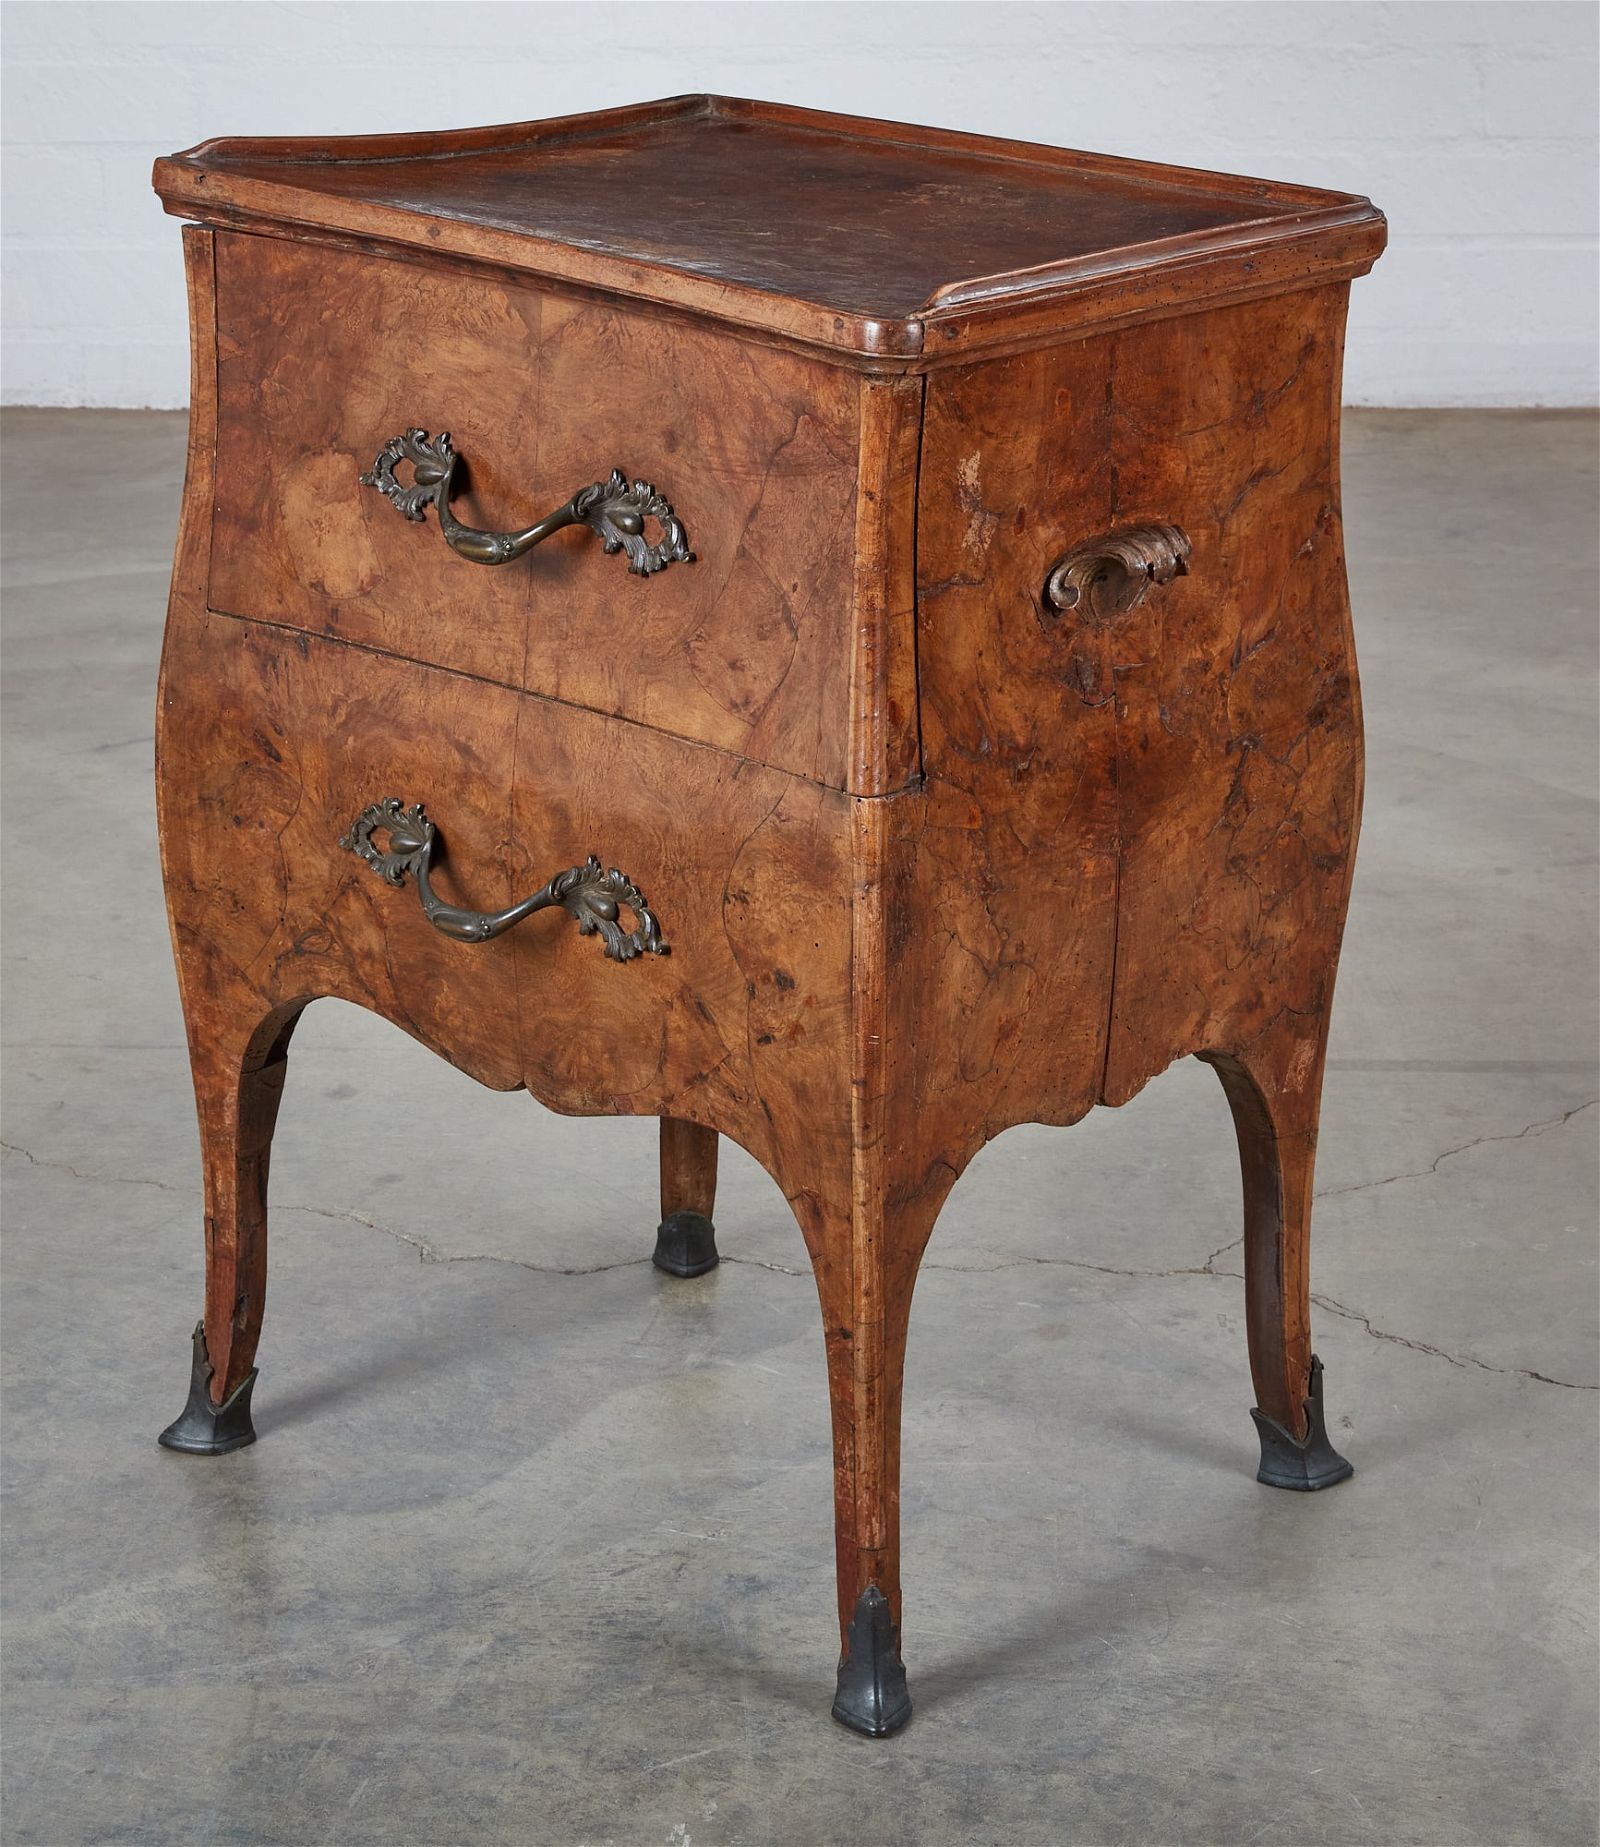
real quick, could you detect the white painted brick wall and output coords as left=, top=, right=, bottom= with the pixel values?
left=3, top=0, right=1595, bottom=407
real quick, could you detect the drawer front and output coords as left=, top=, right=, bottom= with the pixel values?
left=208, top=232, right=864, bottom=787
left=157, top=614, right=853, bottom=1189
left=158, top=613, right=528, bottom=1089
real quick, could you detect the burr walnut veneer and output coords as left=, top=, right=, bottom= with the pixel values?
left=152, top=97, right=1385, bottom=1736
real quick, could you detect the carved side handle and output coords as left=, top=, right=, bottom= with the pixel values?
left=360, top=429, right=693, bottom=576
left=340, top=798, right=667, bottom=961
left=1044, top=523, right=1191, bottom=619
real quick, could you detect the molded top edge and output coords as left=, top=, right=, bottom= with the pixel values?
left=154, top=95, right=1386, bottom=359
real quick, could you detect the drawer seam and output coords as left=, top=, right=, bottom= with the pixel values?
left=204, top=604, right=920, bottom=802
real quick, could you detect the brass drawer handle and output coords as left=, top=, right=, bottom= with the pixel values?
left=360, top=429, right=693, bottom=576
left=1044, top=523, right=1190, bottom=619
left=340, top=798, right=668, bottom=960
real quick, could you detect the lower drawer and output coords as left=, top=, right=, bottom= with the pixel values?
left=156, top=615, right=852, bottom=1174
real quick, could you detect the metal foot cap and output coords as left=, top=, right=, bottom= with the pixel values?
left=652, top=1209, right=719, bottom=1278
left=1252, top=1354, right=1352, bottom=1491
left=831, top=1585, right=913, bottom=1737
left=158, top=1323, right=257, bottom=1455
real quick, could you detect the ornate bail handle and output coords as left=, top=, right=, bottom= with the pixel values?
left=1044, top=522, right=1191, bottom=620
left=360, top=429, right=693, bottom=576
left=340, top=798, right=667, bottom=961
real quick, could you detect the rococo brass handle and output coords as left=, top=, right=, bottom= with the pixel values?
left=359, top=429, right=693, bottom=576
left=1044, top=522, right=1191, bottom=620
left=340, top=798, right=668, bottom=960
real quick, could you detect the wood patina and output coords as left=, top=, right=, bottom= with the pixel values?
left=151, top=95, right=1385, bottom=1735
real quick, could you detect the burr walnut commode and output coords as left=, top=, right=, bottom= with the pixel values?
left=151, top=97, right=1385, bottom=1735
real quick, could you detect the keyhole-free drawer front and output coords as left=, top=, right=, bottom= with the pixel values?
left=206, top=233, right=866, bottom=788
left=157, top=612, right=853, bottom=1151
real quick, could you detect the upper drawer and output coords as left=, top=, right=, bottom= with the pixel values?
left=207, top=232, right=868, bottom=787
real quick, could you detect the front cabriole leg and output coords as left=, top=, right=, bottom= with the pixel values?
left=780, top=1026, right=949, bottom=1732
left=805, top=1201, right=923, bottom=1738
left=759, top=1048, right=937, bottom=1733
left=158, top=1000, right=304, bottom=1455
left=1204, top=1015, right=1353, bottom=1491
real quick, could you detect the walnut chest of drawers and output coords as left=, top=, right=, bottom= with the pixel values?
left=151, top=96, right=1385, bottom=1735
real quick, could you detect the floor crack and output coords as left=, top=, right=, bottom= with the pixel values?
left=923, top=1253, right=1219, bottom=1281
left=1309, top=1289, right=1597, bottom=1391
left=279, top=1201, right=654, bottom=1278
left=722, top=1253, right=807, bottom=1277
left=0, top=1139, right=184, bottom=1193
left=918, top=1233, right=1245, bottom=1286
left=1316, top=1100, right=1597, bottom=1199
left=6, top=1135, right=1591, bottom=1387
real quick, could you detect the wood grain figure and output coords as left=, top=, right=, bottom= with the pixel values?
left=152, top=98, right=1384, bottom=1732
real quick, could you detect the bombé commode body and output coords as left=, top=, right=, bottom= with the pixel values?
left=150, top=97, right=1385, bottom=1735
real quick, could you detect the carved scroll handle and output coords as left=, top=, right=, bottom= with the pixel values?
left=1044, top=522, right=1191, bottom=620
left=360, top=429, right=692, bottom=576
left=340, top=799, right=667, bottom=961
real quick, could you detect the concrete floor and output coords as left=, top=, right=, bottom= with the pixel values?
left=1, top=407, right=1596, bottom=1847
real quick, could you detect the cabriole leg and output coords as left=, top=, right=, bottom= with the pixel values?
left=159, top=1001, right=303, bottom=1455
left=797, top=1181, right=938, bottom=1739
left=653, top=1116, right=720, bottom=1278
left=1204, top=1023, right=1353, bottom=1491
left=818, top=1244, right=919, bottom=1736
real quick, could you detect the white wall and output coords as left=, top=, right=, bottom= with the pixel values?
left=2, top=0, right=1595, bottom=408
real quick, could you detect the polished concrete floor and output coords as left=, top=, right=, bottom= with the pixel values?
left=2, top=408, right=1596, bottom=1846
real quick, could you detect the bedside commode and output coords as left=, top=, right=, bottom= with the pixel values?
left=152, top=96, right=1385, bottom=1734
